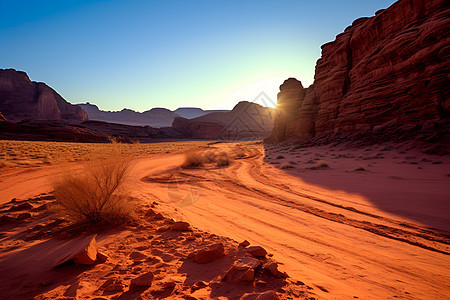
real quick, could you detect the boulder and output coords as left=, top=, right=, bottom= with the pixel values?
left=193, top=242, right=225, bottom=264
left=130, top=271, right=154, bottom=288
left=246, top=246, right=267, bottom=258
left=233, top=257, right=260, bottom=270
left=53, top=235, right=98, bottom=267
left=263, top=261, right=289, bottom=278
left=171, top=221, right=191, bottom=231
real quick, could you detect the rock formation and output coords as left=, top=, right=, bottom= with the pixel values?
left=173, top=101, right=274, bottom=140
left=0, top=69, right=87, bottom=122
left=272, top=0, right=449, bottom=143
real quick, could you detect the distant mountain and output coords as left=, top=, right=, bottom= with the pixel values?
left=172, top=101, right=274, bottom=140
left=0, top=69, right=87, bottom=122
left=77, top=103, right=230, bottom=128
left=77, top=103, right=178, bottom=127
left=174, top=107, right=229, bottom=119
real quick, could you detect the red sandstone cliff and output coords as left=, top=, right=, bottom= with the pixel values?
left=272, top=0, right=449, bottom=142
left=0, top=69, right=87, bottom=122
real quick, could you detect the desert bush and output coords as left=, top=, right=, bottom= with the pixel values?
left=181, top=149, right=232, bottom=168
left=181, top=151, right=205, bottom=168
left=53, top=152, right=134, bottom=226
left=215, top=151, right=231, bottom=167
left=281, top=163, right=294, bottom=169
left=309, top=160, right=330, bottom=170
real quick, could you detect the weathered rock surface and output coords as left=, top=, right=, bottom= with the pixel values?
left=0, top=69, right=87, bottom=122
left=130, top=271, right=154, bottom=288
left=272, top=0, right=449, bottom=143
left=53, top=235, right=98, bottom=267
left=192, top=242, right=225, bottom=264
left=246, top=245, right=267, bottom=258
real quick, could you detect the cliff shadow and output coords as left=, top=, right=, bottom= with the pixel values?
left=262, top=141, right=450, bottom=234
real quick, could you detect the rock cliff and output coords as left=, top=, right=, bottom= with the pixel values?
left=0, top=69, right=87, bottom=122
left=272, top=0, right=449, bottom=143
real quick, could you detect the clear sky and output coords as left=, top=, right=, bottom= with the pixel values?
left=0, top=0, right=397, bottom=111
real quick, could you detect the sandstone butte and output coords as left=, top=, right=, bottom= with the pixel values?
left=0, top=68, right=87, bottom=122
left=272, top=0, right=449, bottom=143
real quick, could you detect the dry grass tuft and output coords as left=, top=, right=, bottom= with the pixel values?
left=281, top=163, right=294, bottom=169
left=53, top=147, right=135, bottom=226
left=181, top=149, right=232, bottom=169
left=309, top=160, right=330, bottom=170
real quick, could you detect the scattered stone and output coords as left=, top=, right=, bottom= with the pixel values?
left=53, top=235, right=98, bottom=267
left=246, top=245, right=267, bottom=257
left=191, top=281, right=208, bottom=292
left=130, top=271, right=154, bottom=288
left=193, top=243, right=225, bottom=264
left=239, top=240, right=250, bottom=248
left=171, top=221, right=191, bottom=231
left=264, top=261, right=289, bottom=278
left=256, top=291, right=279, bottom=300
left=233, top=257, right=260, bottom=270
left=102, top=278, right=125, bottom=293
left=223, top=266, right=255, bottom=282
left=129, top=251, right=148, bottom=261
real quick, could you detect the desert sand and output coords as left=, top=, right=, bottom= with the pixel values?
left=0, top=140, right=449, bottom=299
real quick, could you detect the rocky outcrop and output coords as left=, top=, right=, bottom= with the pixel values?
left=0, top=112, right=6, bottom=122
left=272, top=0, right=449, bottom=143
left=173, top=101, right=274, bottom=140
left=0, top=69, right=87, bottom=122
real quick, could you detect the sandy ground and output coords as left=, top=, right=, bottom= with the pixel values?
left=0, top=141, right=449, bottom=299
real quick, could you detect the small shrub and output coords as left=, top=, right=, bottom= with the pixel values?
left=281, top=163, right=294, bottom=169
left=309, top=160, right=329, bottom=170
left=215, top=151, right=231, bottom=167
left=181, top=151, right=205, bottom=168
left=53, top=152, right=134, bottom=226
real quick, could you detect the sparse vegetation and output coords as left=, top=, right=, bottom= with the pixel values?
left=181, top=149, right=232, bottom=169
left=281, top=163, right=294, bottom=169
left=354, top=166, right=367, bottom=171
left=53, top=151, right=134, bottom=226
left=309, top=160, right=330, bottom=170
left=182, top=151, right=205, bottom=168
left=0, top=140, right=209, bottom=169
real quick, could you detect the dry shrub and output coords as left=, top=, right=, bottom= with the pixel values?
left=309, top=160, right=330, bottom=170
left=181, top=149, right=232, bottom=169
left=181, top=151, right=205, bottom=168
left=281, top=163, right=294, bottom=169
left=53, top=148, right=135, bottom=226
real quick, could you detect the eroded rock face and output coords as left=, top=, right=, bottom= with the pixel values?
left=0, top=69, right=87, bottom=122
left=272, top=0, right=449, bottom=142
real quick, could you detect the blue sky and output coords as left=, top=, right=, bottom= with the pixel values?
left=0, top=0, right=397, bottom=111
